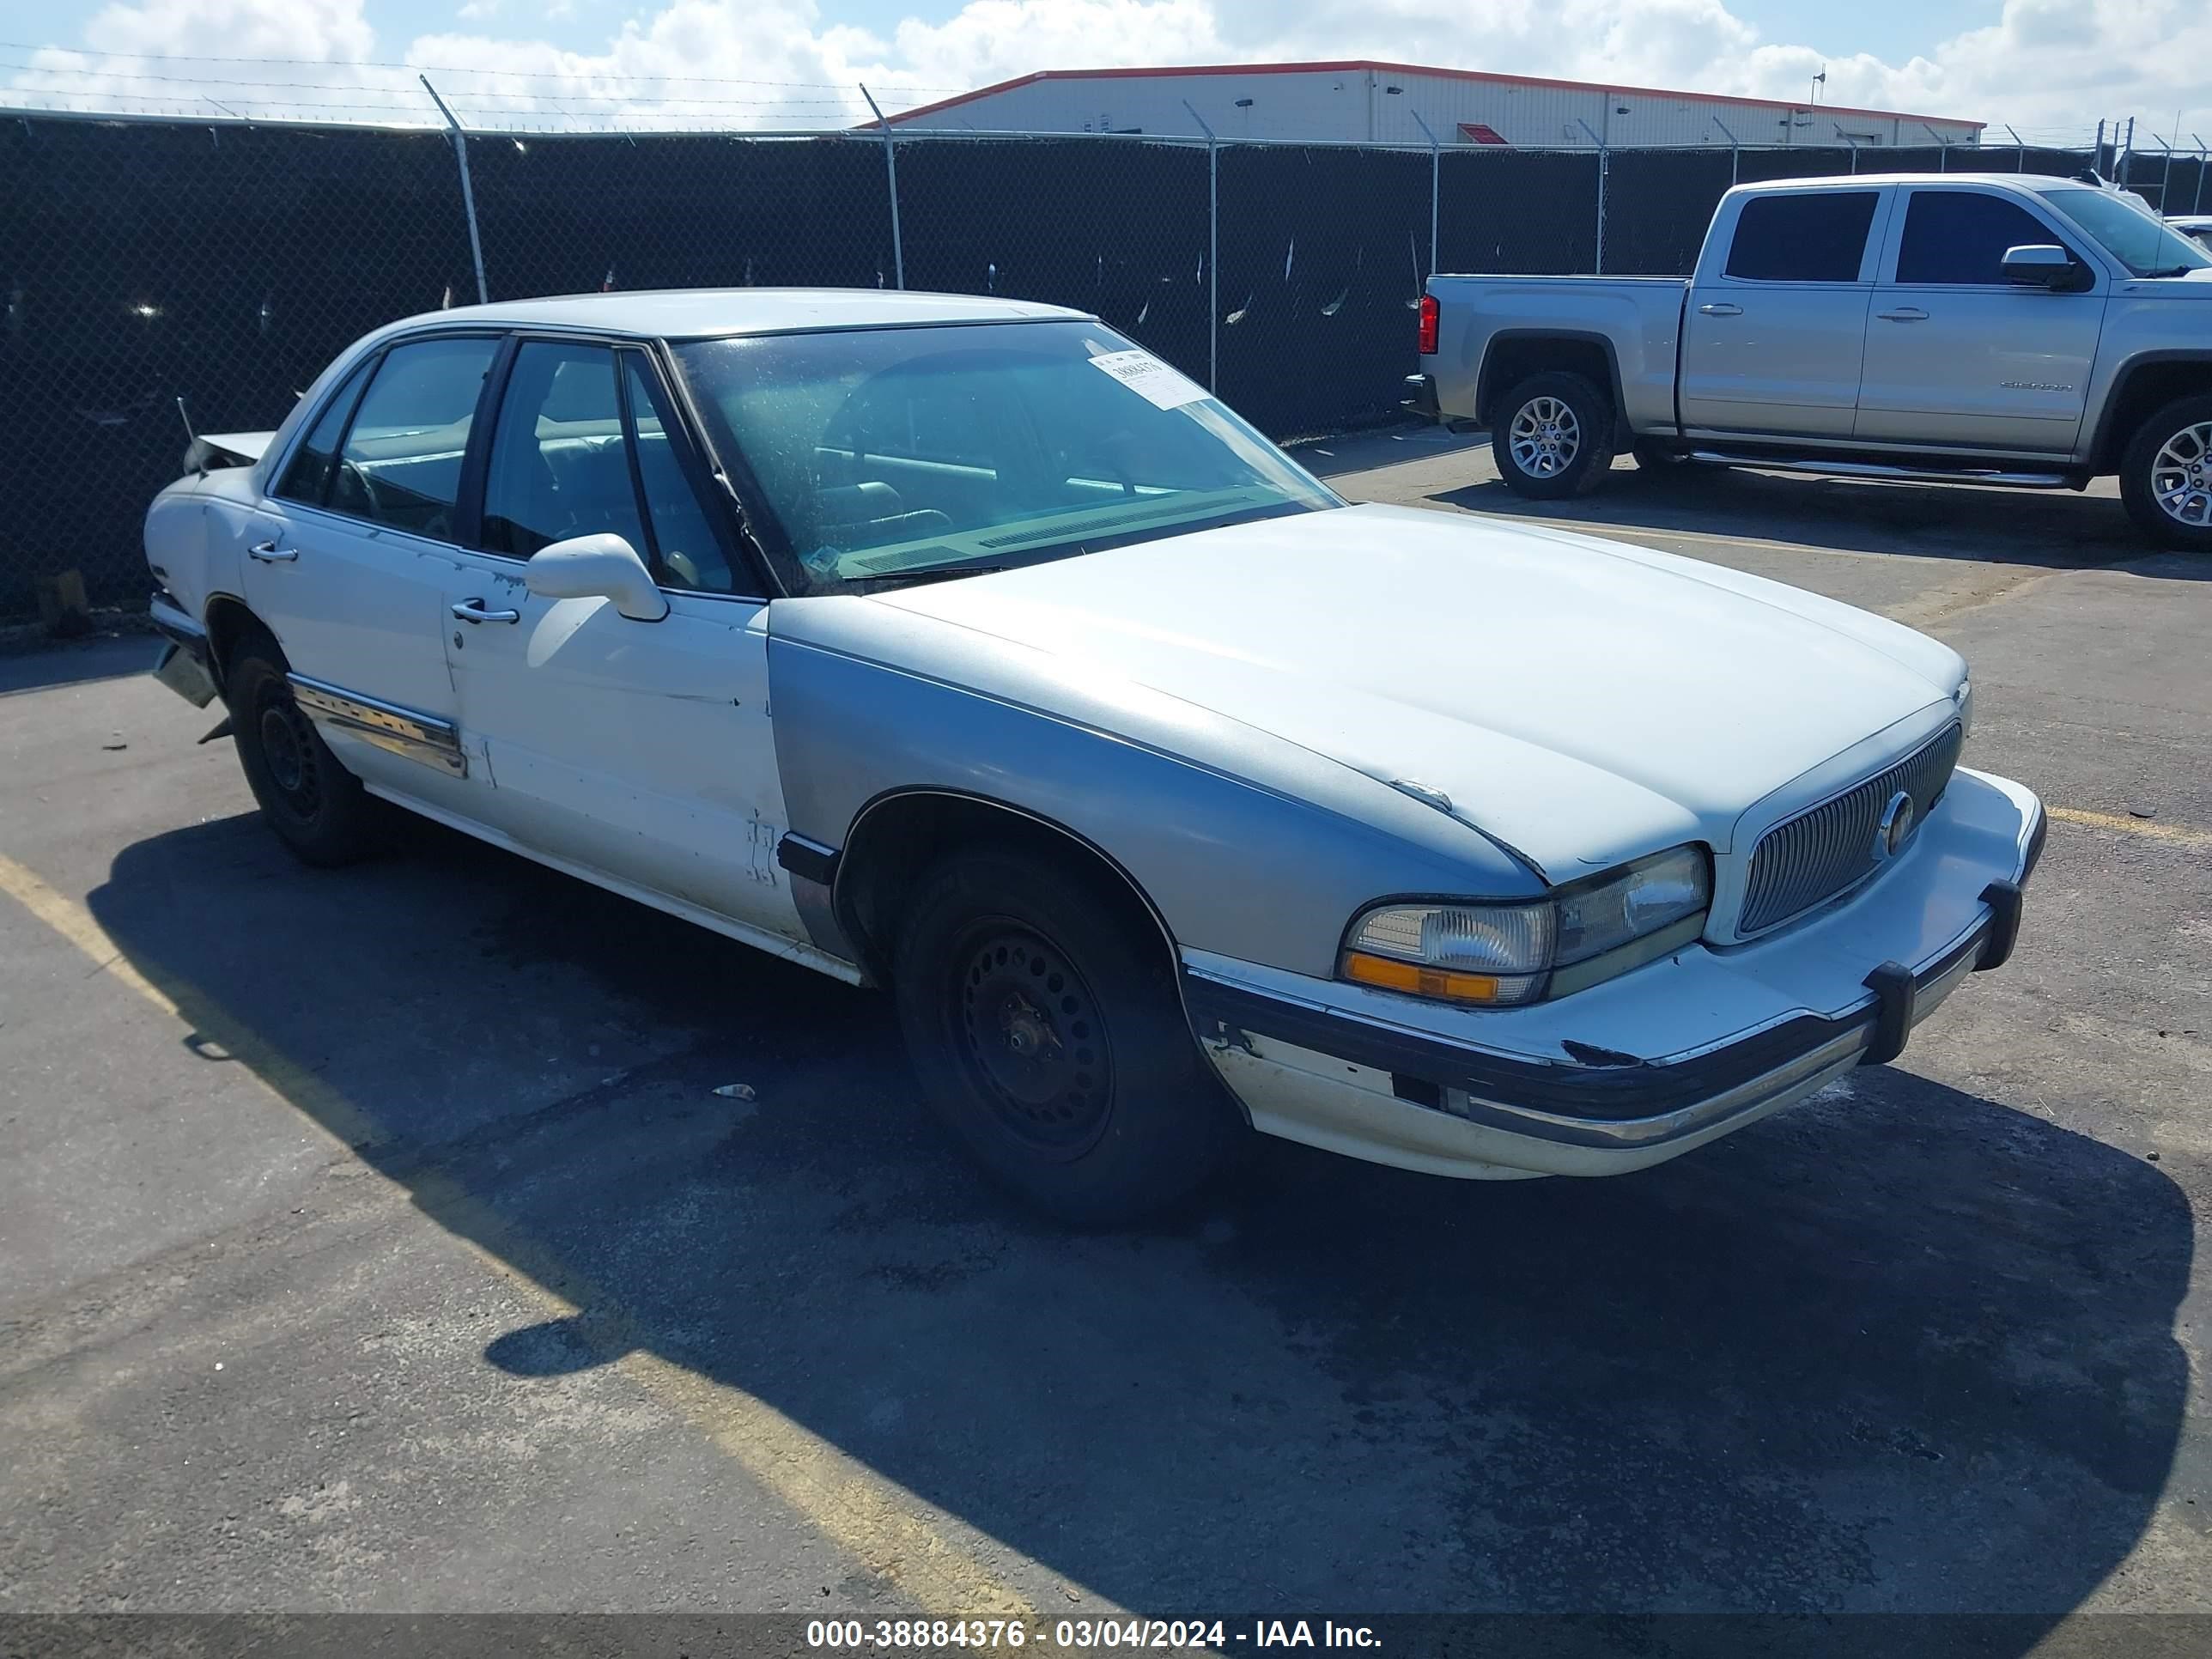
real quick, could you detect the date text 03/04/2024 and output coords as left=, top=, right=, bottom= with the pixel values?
left=805, top=1620, right=1383, bottom=1650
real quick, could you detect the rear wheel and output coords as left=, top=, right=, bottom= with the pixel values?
left=2120, top=393, right=2212, bottom=550
left=891, top=848, right=1239, bottom=1225
left=1491, top=372, right=1616, bottom=500
left=224, top=628, right=382, bottom=866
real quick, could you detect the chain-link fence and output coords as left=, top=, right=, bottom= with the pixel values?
left=0, top=111, right=2145, bottom=621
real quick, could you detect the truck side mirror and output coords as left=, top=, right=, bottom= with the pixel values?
left=2002, top=244, right=2088, bottom=291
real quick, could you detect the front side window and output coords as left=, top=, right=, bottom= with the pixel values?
left=480, top=342, right=647, bottom=560
left=1723, top=191, right=1881, bottom=283
left=331, top=335, right=497, bottom=539
left=1896, top=191, right=2071, bottom=285
left=2038, top=186, right=2212, bottom=277
left=672, top=321, right=1339, bottom=594
left=622, top=354, right=736, bottom=592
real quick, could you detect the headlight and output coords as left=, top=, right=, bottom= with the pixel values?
left=1954, top=677, right=1973, bottom=738
left=1340, top=845, right=1711, bottom=1007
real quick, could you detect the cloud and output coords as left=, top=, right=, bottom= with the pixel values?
left=3, top=0, right=2197, bottom=141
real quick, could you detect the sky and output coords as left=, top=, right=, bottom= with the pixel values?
left=0, top=0, right=2192, bottom=145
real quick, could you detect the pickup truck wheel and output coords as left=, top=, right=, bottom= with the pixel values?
left=2121, top=395, right=2212, bottom=549
left=891, top=848, right=1237, bottom=1226
left=224, top=629, right=382, bottom=867
left=1492, top=373, right=1616, bottom=499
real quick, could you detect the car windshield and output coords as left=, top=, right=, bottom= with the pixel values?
left=672, top=321, right=1339, bottom=593
left=2039, top=186, right=2212, bottom=276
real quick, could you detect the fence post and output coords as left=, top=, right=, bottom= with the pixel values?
left=1843, top=132, right=1858, bottom=173
left=419, top=75, right=488, bottom=305
left=1410, top=110, right=1441, bottom=277
left=2197, top=137, right=2209, bottom=213
left=859, top=85, right=905, bottom=289
left=1714, top=117, right=1739, bottom=186
left=1184, top=101, right=1218, bottom=393
left=1577, top=119, right=1606, bottom=274
left=2121, top=117, right=2136, bottom=191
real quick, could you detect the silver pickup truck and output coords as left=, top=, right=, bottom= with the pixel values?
left=1409, top=173, right=2212, bottom=547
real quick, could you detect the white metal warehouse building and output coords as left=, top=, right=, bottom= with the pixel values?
left=888, top=61, right=1984, bottom=151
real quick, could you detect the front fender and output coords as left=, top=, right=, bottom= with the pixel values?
left=764, top=622, right=1539, bottom=980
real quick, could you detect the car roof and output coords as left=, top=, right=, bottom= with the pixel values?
left=386, top=287, right=1089, bottom=340
left=1730, top=172, right=2098, bottom=193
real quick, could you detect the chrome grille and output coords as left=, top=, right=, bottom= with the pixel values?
left=1739, top=724, right=1964, bottom=936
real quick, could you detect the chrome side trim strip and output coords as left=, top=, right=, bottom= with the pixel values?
left=287, top=673, right=467, bottom=779
left=1686, top=452, right=2071, bottom=489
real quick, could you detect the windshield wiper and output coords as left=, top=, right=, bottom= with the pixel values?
left=2143, top=264, right=2197, bottom=278
left=844, top=562, right=1012, bottom=591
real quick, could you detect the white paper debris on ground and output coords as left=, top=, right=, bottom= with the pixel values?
left=1086, top=349, right=1207, bottom=410
left=712, top=1083, right=757, bottom=1100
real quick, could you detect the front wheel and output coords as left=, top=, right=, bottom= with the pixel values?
left=2120, top=393, right=2212, bottom=550
left=891, top=848, right=1239, bottom=1225
left=1491, top=371, right=1616, bottom=499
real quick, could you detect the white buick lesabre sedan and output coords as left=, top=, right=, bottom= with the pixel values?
left=143, top=290, right=2045, bottom=1223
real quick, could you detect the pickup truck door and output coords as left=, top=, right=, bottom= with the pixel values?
left=1856, top=185, right=2106, bottom=454
left=439, top=337, right=806, bottom=943
left=1677, top=186, right=1892, bottom=440
left=242, top=333, right=499, bottom=807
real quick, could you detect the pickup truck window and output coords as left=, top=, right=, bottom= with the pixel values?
left=1897, top=191, right=2071, bottom=285
left=1723, top=191, right=1880, bottom=283
left=672, top=321, right=1339, bottom=594
left=2039, top=186, right=2212, bottom=277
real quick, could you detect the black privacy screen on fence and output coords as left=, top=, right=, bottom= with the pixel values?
left=0, top=114, right=2160, bottom=621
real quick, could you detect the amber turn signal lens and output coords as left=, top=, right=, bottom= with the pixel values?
left=1341, top=950, right=1504, bottom=1005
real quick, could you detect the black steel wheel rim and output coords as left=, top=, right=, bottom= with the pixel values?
left=950, top=920, right=1114, bottom=1159
left=256, top=685, right=324, bottom=820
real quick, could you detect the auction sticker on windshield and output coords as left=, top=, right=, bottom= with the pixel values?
left=1087, top=349, right=1208, bottom=410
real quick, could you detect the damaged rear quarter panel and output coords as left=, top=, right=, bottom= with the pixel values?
left=764, top=595, right=1540, bottom=980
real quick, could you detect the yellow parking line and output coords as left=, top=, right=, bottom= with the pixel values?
left=2048, top=807, right=2212, bottom=850
left=0, top=849, right=1038, bottom=1619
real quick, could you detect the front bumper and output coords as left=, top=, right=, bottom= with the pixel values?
left=1182, top=767, right=2045, bottom=1181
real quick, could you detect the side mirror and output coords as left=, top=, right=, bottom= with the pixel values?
left=2002, top=244, right=2087, bottom=291
left=524, top=533, right=668, bottom=622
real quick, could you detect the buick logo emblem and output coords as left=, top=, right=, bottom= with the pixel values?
left=1875, top=791, right=1916, bottom=861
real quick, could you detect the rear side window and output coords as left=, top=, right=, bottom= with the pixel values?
left=1896, top=191, right=2066, bottom=284
left=1723, top=191, right=1881, bottom=283
left=329, top=336, right=498, bottom=540
left=275, top=359, right=370, bottom=506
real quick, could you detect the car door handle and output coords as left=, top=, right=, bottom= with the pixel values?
left=247, top=541, right=298, bottom=562
left=1697, top=302, right=1742, bottom=316
left=1877, top=307, right=1929, bottom=322
left=451, top=599, right=521, bottom=624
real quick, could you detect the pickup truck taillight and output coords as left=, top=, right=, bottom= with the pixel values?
left=1417, top=294, right=1438, bottom=356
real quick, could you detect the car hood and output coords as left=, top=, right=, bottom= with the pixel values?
left=864, top=503, right=1963, bottom=876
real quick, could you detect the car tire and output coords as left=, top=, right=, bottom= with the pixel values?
left=891, top=848, right=1240, bottom=1226
left=2120, top=393, right=2212, bottom=550
left=1492, top=371, right=1616, bottom=499
left=224, top=627, right=383, bottom=867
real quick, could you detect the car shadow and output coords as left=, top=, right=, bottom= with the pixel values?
left=1422, top=459, right=2211, bottom=578
left=86, top=813, right=2191, bottom=1629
